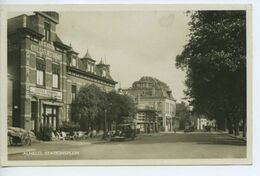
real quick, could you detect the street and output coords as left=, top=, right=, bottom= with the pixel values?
left=8, top=132, right=246, bottom=160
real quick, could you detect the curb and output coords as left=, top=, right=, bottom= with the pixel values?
left=217, top=130, right=247, bottom=142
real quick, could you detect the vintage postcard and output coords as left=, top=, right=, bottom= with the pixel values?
left=0, top=4, right=252, bottom=166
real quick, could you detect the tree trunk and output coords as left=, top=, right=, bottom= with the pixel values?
left=217, top=118, right=226, bottom=131
left=234, top=120, right=239, bottom=136
left=243, top=119, right=246, bottom=137
left=227, top=118, right=233, bottom=134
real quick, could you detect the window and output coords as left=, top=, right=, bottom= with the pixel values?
left=87, top=64, right=94, bottom=73
left=36, top=58, right=46, bottom=86
left=36, top=69, right=44, bottom=86
left=44, top=22, right=51, bottom=41
left=52, top=73, right=59, bottom=88
left=102, top=70, right=106, bottom=77
left=52, top=63, right=60, bottom=89
left=72, top=57, right=77, bottom=67
left=71, top=85, right=77, bottom=103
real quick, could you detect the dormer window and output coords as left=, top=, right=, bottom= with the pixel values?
left=72, top=57, right=77, bottom=67
left=44, top=22, right=51, bottom=41
left=102, top=70, right=106, bottom=77
left=87, top=63, right=94, bottom=73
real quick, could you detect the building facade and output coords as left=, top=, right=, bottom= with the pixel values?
left=124, top=77, right=176, bottom=132
left=196, top=117, right=216, bottom=130
left=8, top=12, right=117, bottom=132
left=134, top=108, right=158, bottom=133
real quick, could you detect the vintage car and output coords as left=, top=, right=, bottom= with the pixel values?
left=8, top=127, right=36, bottom=146
left=184, top=124, right=195, bottom=133
left=110, top=123, right=136, bottom=141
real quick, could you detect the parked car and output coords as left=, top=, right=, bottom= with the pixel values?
left=8, top=127, right=36, bottom=146
left=204, top=125, right=211, bottom=132
left=184, top=125, right=195, bottom=133
left=110, top=123, right=136, bottom=141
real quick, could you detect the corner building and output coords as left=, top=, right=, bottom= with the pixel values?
left=124, top=77, right=176, bottom=132
left=8, top=12, right=117, bottom=132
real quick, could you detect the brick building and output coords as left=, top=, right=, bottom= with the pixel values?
left=123, top=76, right=176, bottom=132
left=8, top=12, right=117, bottom=132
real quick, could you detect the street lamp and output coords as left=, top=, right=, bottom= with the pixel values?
left=103, top=109, right=108, bottom=140
left=103, top=103, right=112, bottom=140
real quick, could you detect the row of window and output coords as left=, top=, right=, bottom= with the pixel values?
left=71, top=57, right=106, bottom=77
left=36, top=59, right=60, bottom=89
left=36, top=69, right=60, bottom=88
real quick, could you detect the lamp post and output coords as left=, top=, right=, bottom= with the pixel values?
left=103, top=109, right=108, bottom=140
left=103, top=103, right=112, bottom=140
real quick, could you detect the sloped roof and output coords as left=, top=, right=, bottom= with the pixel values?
left=127, top=76, right=175, bottom=100
left=82, top=50, right=96, bottom=62
left=69, top=54, right=115, bottom=83
left=55, top=34, right=63, bottom=43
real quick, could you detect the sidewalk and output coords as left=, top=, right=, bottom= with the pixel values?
left=217, top=130, right=247, bottom=141
left=8, top=137, right=106, bottom=155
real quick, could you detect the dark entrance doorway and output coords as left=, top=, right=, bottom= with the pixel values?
left=31, top=101, right=37, bottom=132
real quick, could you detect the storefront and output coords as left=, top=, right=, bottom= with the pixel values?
left=29, top=87, right=64, bottom=132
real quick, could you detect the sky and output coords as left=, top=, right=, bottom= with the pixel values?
left=8, top=11, right=190, bottom=103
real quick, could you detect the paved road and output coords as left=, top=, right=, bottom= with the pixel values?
left=8, top=132, right=246, bottom=160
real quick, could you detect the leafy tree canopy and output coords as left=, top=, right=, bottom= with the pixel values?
left=176, top=11, right=246, bottom=130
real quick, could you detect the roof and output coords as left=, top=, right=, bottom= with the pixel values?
left=68, top=52, right=116, bottom=84
left=127, top=76, right=175, bottom=100
left=53, top=34, right=71, bottom=50
left=97, top=58, right=109, bottom=66
left=84, top=50, right=92, bottom=59
left=82, top=50, right=96, bottom=62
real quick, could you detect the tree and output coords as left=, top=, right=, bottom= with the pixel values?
left=71, top=84, right=105, bottom=132
left=176, top=11, right=246, bottom=136
left=71, top=86, right=137, bottom=133
left=107, top=91, right=137, bottom=128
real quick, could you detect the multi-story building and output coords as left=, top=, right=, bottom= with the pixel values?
left=124, top=76, right=176, bottom=132
left=8, top=12, right=117, bottom=132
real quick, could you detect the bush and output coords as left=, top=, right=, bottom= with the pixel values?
left=37, top=126, right=53, bottom=141
left=60, top=121, right=80, bottom=132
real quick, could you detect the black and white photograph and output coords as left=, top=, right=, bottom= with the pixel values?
left=0, top=4, right=252, bottom=166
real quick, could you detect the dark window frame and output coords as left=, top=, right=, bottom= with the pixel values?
left=44, top=22, right=51, bottom=42
left=36, top=58, right=46, bottom=87
left=52, top=63, right=60, bottom=89
left=71, top=85, right=77, bottom=103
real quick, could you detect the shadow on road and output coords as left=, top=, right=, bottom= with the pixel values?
left=104, top=133, right=246, bottom=146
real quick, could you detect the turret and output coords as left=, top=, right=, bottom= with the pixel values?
left=81, top=50, right=95, bottom=73
left=96, top=58, right=110, bottom=78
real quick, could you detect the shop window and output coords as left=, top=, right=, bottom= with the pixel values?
left=44, top=22, right=51, bottom=42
